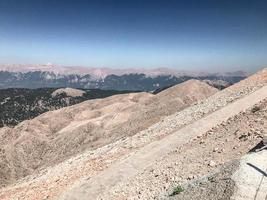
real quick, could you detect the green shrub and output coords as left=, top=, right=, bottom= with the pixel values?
left=170, top=185, right=184, bottom=196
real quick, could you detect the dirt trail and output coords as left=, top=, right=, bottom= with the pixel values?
left=60, top=85, right=267, bottom=200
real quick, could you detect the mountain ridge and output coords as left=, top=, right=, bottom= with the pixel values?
left=0, top=64, right=249, bottom=79
left=0, top=80, right=217, bottom=188
left=0, top=69, right=266, bottom=199
left=0, top=70, right=246, bottom=91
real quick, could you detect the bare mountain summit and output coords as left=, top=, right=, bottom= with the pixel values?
left=51, top=88, right=85, bottom=98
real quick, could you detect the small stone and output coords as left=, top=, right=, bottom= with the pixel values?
left=187, top=175, right=194, bottom=180
left=208, top=160, right=216, bottom=167
left=199, top=139, right=205, bottom=144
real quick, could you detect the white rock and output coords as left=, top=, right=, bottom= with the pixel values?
left=208, top=160, right=216, bottom=167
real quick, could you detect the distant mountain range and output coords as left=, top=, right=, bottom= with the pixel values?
left=0, top=64, right=248, bottom=91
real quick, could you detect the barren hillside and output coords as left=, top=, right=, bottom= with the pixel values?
left=0, top=69, right=267, bottom=200
left=0, top=87, right=132, bottom=127
left=106, top=98, right=267, bottom=199
left=0, top=80, right=217, bottom=187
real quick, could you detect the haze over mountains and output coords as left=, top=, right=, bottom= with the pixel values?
left=0, top=64, right=247, bottom=90
left=0, top=64, right=249, bottom=78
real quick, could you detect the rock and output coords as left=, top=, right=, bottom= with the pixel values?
left=219, top=148, right=225, bottom=153
left=187, top=175, right=195, bottom=180
left=199, top=139, right=205, bottom=144
left=239, top=134, right=248, bottom=141
left=208, top=160, right=216, bottom=167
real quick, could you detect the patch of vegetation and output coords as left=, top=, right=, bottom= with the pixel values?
left=0, top=88, right=134, bottom=127
left=170, top=185, right=184, bottom=196
left=251, top=105, right=260, bottom=113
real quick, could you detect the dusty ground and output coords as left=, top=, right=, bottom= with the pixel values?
left=95, top=94, right=267, bottom=200
left=169, top=149, right=267, bottom=200
left=231, top=150, right=267, bottom=200
left=169, top=161, right=239, bottom=200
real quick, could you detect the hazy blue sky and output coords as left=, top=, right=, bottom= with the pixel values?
left=0, top=0, right=267, bottom=71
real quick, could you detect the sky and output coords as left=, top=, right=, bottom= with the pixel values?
left=0, top=0, right=267, bottom=71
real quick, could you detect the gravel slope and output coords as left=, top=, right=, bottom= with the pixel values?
left=169, top=161, right=239, bottom=200
left=77, top=86, right=267, bottom=200
left=0, top=69, right=266, bottom=200
left=0, top=80, right=216, bottom=188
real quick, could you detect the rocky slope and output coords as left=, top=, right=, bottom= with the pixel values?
left=0, top=69, right=266, bottom=200
left=0, top=87, right=132, bottom=127
left=111, top=98, right=267, bottom=200
left=0, top=80, right=217, bottom=188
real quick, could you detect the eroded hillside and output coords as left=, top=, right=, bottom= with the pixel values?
left=0, top=87, right=132, bottom=127
left=0, top=69, right=266, bottom=200
left=0, top=80, right=217, bottom=187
